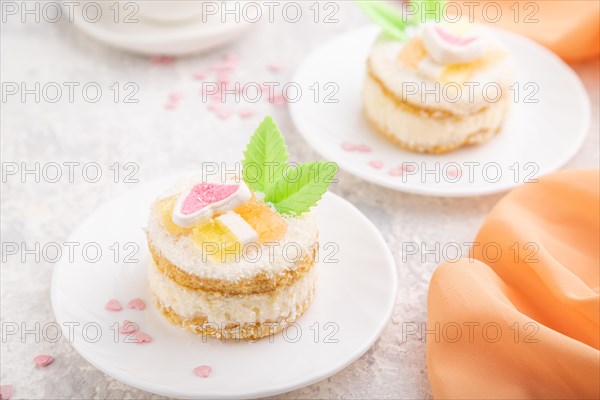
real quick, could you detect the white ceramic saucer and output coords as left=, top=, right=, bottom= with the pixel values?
left=289, top=26, right=590, bottom=197
left=51, top=176, right=397, bottom=399
left=66, top=1, right=254, bottom=55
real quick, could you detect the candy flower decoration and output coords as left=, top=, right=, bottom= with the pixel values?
left=357, top=0, right=445, bottom=41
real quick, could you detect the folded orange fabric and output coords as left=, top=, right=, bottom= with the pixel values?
left=427, top=169, right=600, bottom=399
left=448, top=0, right=600, bottom=63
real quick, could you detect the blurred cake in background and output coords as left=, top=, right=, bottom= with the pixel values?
left=360, top=1, right=514, bottom=154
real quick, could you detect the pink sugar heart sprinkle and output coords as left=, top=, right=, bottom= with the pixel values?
left=120, top=320, right=139, bottom=334
left=224, top=53, right=238, bottom=63
left=150, top=55, right=174, bottom=65
left=127, top=298, right=146, bottom=310
left=210, top=62, right=234, bottom=72
left=217, top=73, right=230, bottom=85
left=181, top=183, right=239, bottom=215
left=268, top=62, right=283, bottom=72
left=169, top=92, right=183, bottom=102
left=217, top=108, right=233, bottom=119
left=341, top=142, right=372, bottom=153
left=369, top=160, right=384, bottom=170
left=341, top=142, right=356, bottom=151
left=33, top=355, right=53, bottom=367
left=402, top=164, right=416, bottom=173
left=0, top=384, right=14, bottom=400
left=355, top=144, right=372, bottom=153
left=105, top=299, right=122, bottom=311
left=209, top=93, right=221, bottom=101
left=389, top=168, right=404, bottom=177
left=447, top=167, right=462, bottom=178
left=132, top=331, right=152, bottom=344
left=239, top=109, right=255, bottom=118
left=270, top=94, right=287, bottom=107
left=193, top=365, right=212, bottom=378
left=435, top=27, right=477, bottom=46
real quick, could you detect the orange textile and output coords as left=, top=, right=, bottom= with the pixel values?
left=427, top=169, right=600, bottom=399
left=448, top=0, right=600, bottom=63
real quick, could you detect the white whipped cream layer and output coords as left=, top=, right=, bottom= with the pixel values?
left=364, top=73, right=509, bottom=151
left=148, top=260, right=317, bottom=324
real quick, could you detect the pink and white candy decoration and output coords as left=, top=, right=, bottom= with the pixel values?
left=421, top=21, right=485, bottom=64
left=172, top=181, right=251, bottom=228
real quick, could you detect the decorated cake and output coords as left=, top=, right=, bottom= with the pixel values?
left=146, top=117, right=338, bottom=340
left=360, top=0, right=514, bottom=153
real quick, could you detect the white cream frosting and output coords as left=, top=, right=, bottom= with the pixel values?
left=148, top=260, right=317, bottom=324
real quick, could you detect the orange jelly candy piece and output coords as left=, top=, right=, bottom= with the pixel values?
left=234, top=197, right=287, bottom=243
left=397, top=38, right=428, bottom=69
left=440, top=50, right=505, bottom=84
left=153, top=196, right=192, bottom=237
left=192, top=218, right=241, bottom=262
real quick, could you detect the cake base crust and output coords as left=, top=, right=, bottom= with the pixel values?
left=147, top=239, right=318, bottom=295
left=366, top=113, right=501, bottom=154
left=153, top=294, right=314, bottom=340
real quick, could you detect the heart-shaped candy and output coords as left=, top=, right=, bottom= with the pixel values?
left=172, top=181, right=251, bottom=228
left=421, top=21, right=485, bottom=65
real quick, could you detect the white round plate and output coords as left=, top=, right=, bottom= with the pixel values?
left=51, top=176, right=397, bottom=399
left=67, top=1, right=253, bottom=56
left=290, top=26, right=590, bottom=197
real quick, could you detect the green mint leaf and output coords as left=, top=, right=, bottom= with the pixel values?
left=242, top=116, right=289, bottom=193
left=357, top=0, right=409, bottom=41
left=265, top=162, right=338, bottom=216
left=357, top=0, right=446, bottom=38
